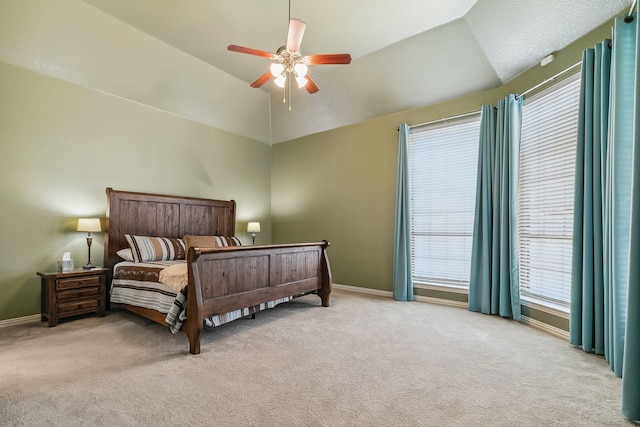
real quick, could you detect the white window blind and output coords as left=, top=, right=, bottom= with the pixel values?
left=519, top=73, right=580, bottom=307
left=409, top=116, right=480, bottom=287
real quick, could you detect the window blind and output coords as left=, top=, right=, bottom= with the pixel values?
left=409, top=116, right=480, bottom=287
left=519, top=73, right=581, bottom=307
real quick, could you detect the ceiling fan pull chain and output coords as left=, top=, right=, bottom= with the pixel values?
left=288, top=74, right=292, bottom=111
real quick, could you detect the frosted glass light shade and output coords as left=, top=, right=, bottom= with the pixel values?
left=294, top=63, right=308, bottom=77
left=296, top=76, right=308, bottom=88
left=274, top=75, right=286, bottom=88
left=270, top=63, right=285, bottom=77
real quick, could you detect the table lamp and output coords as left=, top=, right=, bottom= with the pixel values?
left=77, top=218, right=102, bottom=269
left=247, top=222, right=261, bottom=245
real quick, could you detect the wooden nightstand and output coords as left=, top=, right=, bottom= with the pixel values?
left=37, top=268, right=108, bottom=327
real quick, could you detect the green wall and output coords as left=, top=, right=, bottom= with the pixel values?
left=271, top=87, right=497, bottom=292
left=0, top=61, right=272, bottom=321
left=0, top=13, right=620, bottom=324
left=271, top=17, right=617, bottom=304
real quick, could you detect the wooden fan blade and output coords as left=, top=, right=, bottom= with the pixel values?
left=305, top=75, right=319, bottom=94
left=305, top=54, right=352, bottom=65
left=286, top=19, right=306, bottom=53
left=227, top=44, right=275, bottom=59
left=250, top=71, right=274, bottom=88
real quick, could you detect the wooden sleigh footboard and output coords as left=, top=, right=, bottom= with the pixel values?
left=185, top=241, right=332, bottom=354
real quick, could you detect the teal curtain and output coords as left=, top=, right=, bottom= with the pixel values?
left=570, top=40, right=611, bottom=356
left=393, top=123, right=414, bottom=301
left=469, top=96, right=522, bottom=319
left=469, top=105, right=495, bottom=313
left=570, top=13, right=639, bottom=421
left=605, top=13, right=636, bottom=379
left=623, top=11, right=640, bottom=422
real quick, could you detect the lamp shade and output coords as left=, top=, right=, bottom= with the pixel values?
left=270, top=63, right=285, bottom=77
left=296, top=76, right=308, bottom=88
left=77, top=218, right=102, bottom=233
left=274, top=75, right=286, bottom=88
left=247, top=222, right=261, bottom=233
left=294, top=63, right=308, bottom=77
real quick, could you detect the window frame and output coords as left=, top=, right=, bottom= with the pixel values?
left=517, top=72, right=581, bottom=312
left=409, top=114, right=481, bottom=290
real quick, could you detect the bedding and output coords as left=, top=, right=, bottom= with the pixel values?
left=158, top=263, right=187, bottom=292
left=111, top=260, right=293, bottom=334
left=110, top=261, right=183, bottom=313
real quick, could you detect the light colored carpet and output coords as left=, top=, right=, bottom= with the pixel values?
left=0, top=289, right=629, bottom=426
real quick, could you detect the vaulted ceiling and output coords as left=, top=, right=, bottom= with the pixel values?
left=0, top=0, right=632, bottom=143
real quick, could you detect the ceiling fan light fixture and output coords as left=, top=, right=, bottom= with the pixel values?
left=270, top=63, right=285, bottom=77
left=293, top=62, right=308, bottom=77
left=274, top=75, right=287, bottom=88
left=228, top=16, right=351, bottom=100
left=296, top=75, right=308, bottom=88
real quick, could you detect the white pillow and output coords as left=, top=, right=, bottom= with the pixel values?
left=116, top=248, right=135, bottom=262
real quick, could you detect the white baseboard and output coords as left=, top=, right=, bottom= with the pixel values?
left=332, top=283, right=393, bottom=298
left=414, top=295, right=468, bottom=309
left=521, top=315, right=569, bottom=341
left=0, top=314, right=41, bottom=328
left=333, top=283, right=468, bottom=309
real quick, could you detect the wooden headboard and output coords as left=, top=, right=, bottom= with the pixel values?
left=104, top=188, right=236, bottom=273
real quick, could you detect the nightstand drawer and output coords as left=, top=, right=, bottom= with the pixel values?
left=56, top=276, right=101, bottom=290
left=57, top=299, right=99, bottom=315
left=57, top=286, right=101, bottom=301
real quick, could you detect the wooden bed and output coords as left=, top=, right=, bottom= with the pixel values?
left=104, top=188, right=332, bottom=354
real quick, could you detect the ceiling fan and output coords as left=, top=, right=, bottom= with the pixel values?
left=227, top=18, right=351, bottom=99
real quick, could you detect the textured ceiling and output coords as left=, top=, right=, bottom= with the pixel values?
left=0, top=0, right=632, bottom=143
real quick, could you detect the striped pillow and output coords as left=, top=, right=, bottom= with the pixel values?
left=125, top=235, right=186, bottom=263
left=183, top=235, right=242, bottom=250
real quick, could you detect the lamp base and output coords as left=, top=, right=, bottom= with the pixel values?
left=84, top=236, right=94, bottom=270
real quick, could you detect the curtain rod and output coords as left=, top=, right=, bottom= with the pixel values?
left=399, top=59, right=582, bottom=131
left=401, top=110, right=480, bottom=131
left=516, top=61, right=582, bottom=99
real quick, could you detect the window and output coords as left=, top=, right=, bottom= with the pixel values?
left=409, top=116, right=480, bottom=288
left=518, top=73, right=581, bottom=308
